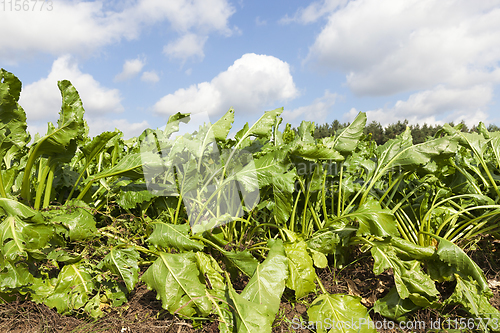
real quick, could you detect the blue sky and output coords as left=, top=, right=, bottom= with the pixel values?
left=2, top=0, right=500, bottom=138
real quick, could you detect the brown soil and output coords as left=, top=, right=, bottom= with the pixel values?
left=1, top=237, right=499, bottom=333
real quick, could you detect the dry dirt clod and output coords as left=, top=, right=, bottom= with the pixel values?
left=489, top=279, right=500, bottom=289
left=345, top=279, right=361, bottom=297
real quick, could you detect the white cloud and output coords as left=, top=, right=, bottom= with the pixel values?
left=154, top=53, right=299, bottom=117
left=282, top=90, right=337, bottom=124
left=0, top=0, right=236, bottom=62
left=19, top=55, right=123, bottom=123
left=280, top=0, right=348, bottom=24
left=86, top=118, right=150, bottom=139
left=163, top=33, right=208, bottom=62
left=28, top=119, right=149, bottom=141
left=306, top=0, right=500, bottom=96
left=115, top=57, right=146, bottom=82
left=346, top=85, right=493, bottom=128
left=255, top=17, right=267, bottom=26
left=141, top=70, right=160, bottom=83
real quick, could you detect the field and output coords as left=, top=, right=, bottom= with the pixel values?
left=1, top=68, right=500, bottom=332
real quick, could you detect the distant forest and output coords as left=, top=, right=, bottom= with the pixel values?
left=313, top=119, right=500, bottom=145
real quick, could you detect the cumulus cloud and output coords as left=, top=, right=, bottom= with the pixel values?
left=344, top=85, right=493, bottom=128
left=115, top=57, right=146, bottom=82
left=153, top=53, right=299, bottom=117
left=163, top=33, right=208, bottom=62
left=282, top=91, right=337, bottom=124
left=86, top=118, right=150, bottom=139
left=0, top=0, right=236, bottom=62
left=141, top=70, right=160, bottom=83
left=306, top=0, right=500, bottom=96
left=19, top=55, right=123, bottom=123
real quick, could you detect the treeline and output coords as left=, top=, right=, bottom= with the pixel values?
left=314, top=119, right=500, bottom=145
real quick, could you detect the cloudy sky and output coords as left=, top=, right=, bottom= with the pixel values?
left=2, top=0, right=500, bottom=138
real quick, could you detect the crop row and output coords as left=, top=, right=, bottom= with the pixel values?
left=1, top=68, right=500, bottom=332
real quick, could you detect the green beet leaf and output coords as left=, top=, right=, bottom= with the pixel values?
left=373, top=287, right=420, bottom=322
left=21, top=80, right=86, bottom=203
left=221, top=248, right=259, bottom=277
left=46, top=200, right=97, bottom=241
left=284, top=240, right=316, bottom=299
left=307, top=294, right=376, bottom=333
left=241, top=239, right=288, bottom=314
left=0, top=260, right=33, bottom=290
left=444, top=274, right=500, bottom=332
left=353, top=198, right=399, bottom=237
left=141, top=251, right=211, bottom=317
left=433, top=235, right=489, bottom=293
left=227, top=276, right=275, bottom=333
left=147, top=221, right=204, bottom=252
left=212, top=108, right=235, bottom=141
left=42, top=263, right=95, bottom=315
left=0, top=215, right=51, bottom=260
left=0, top=216, right=27, bottom=260
left=0, top=70, right=30, bottom=198
left=116, top=182, right=156, bottom=209
left=195, top=252, right=233, bottom=333
left=99, top=247, right=140, bottom=292
left=0, top=197, right=42, bottom=222
left=371, top=241, right=439, bottom=306
left=322, top=111, right=367, bottom=155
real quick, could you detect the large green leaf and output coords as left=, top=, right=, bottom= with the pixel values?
left=352, top=198, right=399, bottom=237
left=240, top=239, right=288, bottom=314
left=233, top=108, right=283, bottom=149
left=89, top=152, right=150, bottom=181
left=307, top=294, right=376, bottom=333
left=212, top=108, right=235, bottom=141
left=146, top=222, right=204, bottom=252
left=226, top=277, right=275, bottom=333
left=0, top=260, right=33, bottom=290
left=444, top=274, right=500, bottom=332
left=0, top=69, right=30, bottom=169
left=0, top=216, right=26, bottom=260
left=42, top=263, right=95, bottom=315
left=433, top=236, right=489, bottom=293
left=284, top=240, right=316, bottom=298
left=290, top=143, right=344, bottom=161
left=45, top=200, right=97, bottom=241
left=220, top=248, right=259, bottom=277
left=371, top=240, right=439, bottom=306
left=0, top=197, right=42, bottom=220
left=116, top=182, right=156, bottom=209
left=141, top=251, right=211, bottom=317
left=373, top=287, right=420, bottom=322
left=323, top=111, right=367, bottom=154
left=99, top=247, right=140, bottom=292
left=195, top=252, right=233, bottom=333
left=21, top=80, right=86, bottom=202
